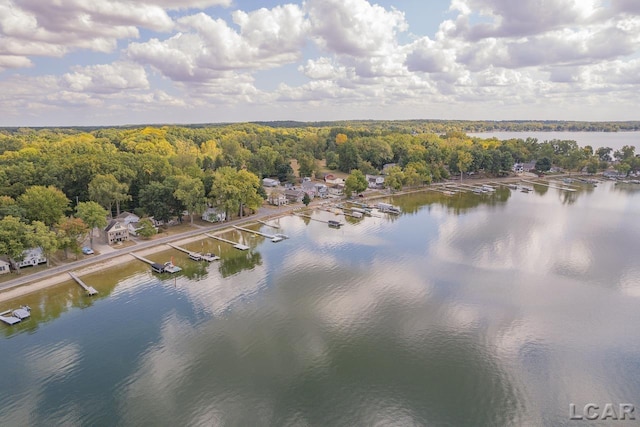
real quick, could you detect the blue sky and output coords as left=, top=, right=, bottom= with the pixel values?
left=0, top=0, right=639, bottom=126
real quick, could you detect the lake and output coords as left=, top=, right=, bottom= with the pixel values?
left=1, top=180, right=640, bottom=426
left=469, top=131, right=639, bottom=152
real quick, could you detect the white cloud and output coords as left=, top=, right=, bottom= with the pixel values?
left=62, top=61, right=149, bottom=93
left=127, top=5, right=307, bottom=83
left=306, top=0, right=407, bottom=57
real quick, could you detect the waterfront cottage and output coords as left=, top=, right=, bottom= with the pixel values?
left=115, top=211, right=140, bottom=225
left=284, top=189, right=306, bottom=203
left=15, top=248, right=47, bottom=268
left=202, top=207, right=226, bottom=223
left=268, top=191, right=288, bottom=206
left=0, top=257, right=10, bottom=275
left=105, top=220, right=130, bottom=245
left=365, top=174, right=385, bottom=188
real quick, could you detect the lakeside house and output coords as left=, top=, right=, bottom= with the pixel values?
left=15, top=248, right=47, bottom=268
left=365, top=174, right=385, bottom=189
left=0, top=257, right=11, bottom=275
left=105, top=220, right=130, bottom=245
left=115, top=211, right=140, bottom=225
left=284, top=189, right=306, bottom=203
left=382, top=163, right=397, bottom=174
left=268, top=191, right=288, bottom=206
left=513, top=161, right=537, bottom=173
left=324, top=174, right=345, bottom=185
left=202, top=207, right=226, bottom=223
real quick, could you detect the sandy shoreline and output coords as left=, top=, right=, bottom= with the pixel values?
left=0, top=232, right=225, bottom=303
left=0, top=174, right=561, bottom=304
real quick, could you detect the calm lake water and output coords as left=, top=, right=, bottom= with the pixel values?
left=1, top=181, right=640, bottom=426
left=469, top=131, right=639, bottom=152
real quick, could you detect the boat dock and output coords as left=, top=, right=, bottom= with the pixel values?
left=166, top=243, right=208, bottom=261
left=68, top=272, right=98, bottom=296
left=204, top=233, right=250, bottom=250
left=233, top=225, right=287, bottom=242
left=294, top=212, right=344, bottom=227
left=521, top=179, right=577, bottom=192
left=0, top=306, right=31, bottom=325
left=130, top=252, right=155, bottom=265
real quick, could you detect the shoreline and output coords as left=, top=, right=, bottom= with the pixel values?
left=0, top=173, right=574, bottom=304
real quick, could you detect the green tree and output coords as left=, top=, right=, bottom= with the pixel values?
left=0, top=215, right=31, bottom=273
left=18, top=185, right=70, bottom=227
left=344, top=169, right=368, bottom=198
left=535, top=157, right=552, bottom=172
left=174, top=176, right=206, bottom=225
left=139, top=181, right=175, bottom=224
left=302, top=192, right=311, bottom=206
left=30, top=220, right=59, bottom=267
left=209, top=167, right=262, bottom=219
left=384, top=166, right=404, bottom=191
left=88, top=174, right=131, bottom=217
left=136, top=218, right=157, bottom=239
left=297, top=154, right=316, bottom=178
left=76, top=201, right=108, bottom=249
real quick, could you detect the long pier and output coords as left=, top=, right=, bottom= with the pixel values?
left=257, top=220, right=280, bottom=229
left=204, top=233, right=250, bottom=250
left=294, top=212, right=343, bottom=226
left=68, top=272, right=98, bottom=296
left=167, top=243, right=197, bottom=257
left=130, top=253, right=155, bottom=265
left=521, top=179, right=577, bottom=192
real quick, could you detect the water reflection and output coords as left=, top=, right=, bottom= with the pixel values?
left=1, top=181, right=639, bottom=425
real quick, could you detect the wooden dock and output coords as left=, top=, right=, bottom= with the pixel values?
left=204, top=233, right=250, bottom=250
left=521, top=179, right=577, bottom=192
left=68, top=272, right=98, bottom=296
left=130, top=252, right=155, bottom=265
left=233, top=225, right=279, bottom=240
left=257, top=220, right=280, bottom=229
left=294, top=212, right=343, bottom=226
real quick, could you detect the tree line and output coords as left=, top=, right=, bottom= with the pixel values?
left=0, top=123, right=636, bottom=269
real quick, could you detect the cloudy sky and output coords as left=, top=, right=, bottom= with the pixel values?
left=1, top=0, right=639, bottom=126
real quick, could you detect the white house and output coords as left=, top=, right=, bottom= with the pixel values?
left=105, top=220, right=129, bottom=245
left=202, top=207, right=226, bottom=223
left=0, top=257, right=11, bottom=275
left=365, top=174, right=385, bottom=188
left=115, top=211, right=140, bottom=225
left=268, top=191, right=288, bottom=206
left=16, top=247, right=47, bottom=268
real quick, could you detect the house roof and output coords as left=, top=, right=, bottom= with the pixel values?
left=116, top=211, right=137, bottom=219
left=105, top=219, right=124, bottom=232
left=284, top=189, right=304, bottom=196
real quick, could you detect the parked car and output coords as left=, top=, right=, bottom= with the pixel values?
left=82, top=247, right=94, bottom=255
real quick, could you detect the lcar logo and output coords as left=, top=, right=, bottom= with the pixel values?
left=570, top=403, right=635, bottom=421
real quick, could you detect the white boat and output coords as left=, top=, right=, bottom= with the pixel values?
left=188, top=252, right=202, bottom=261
